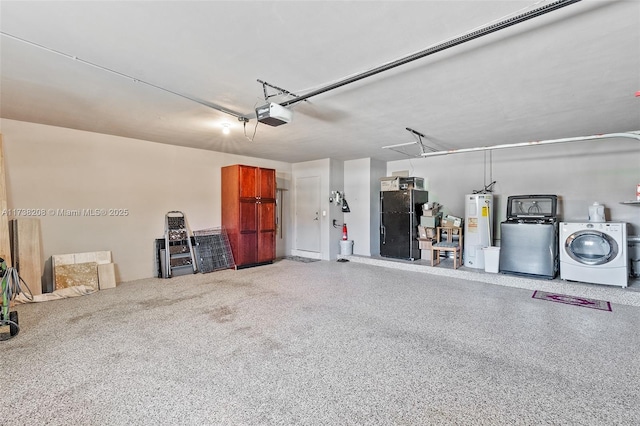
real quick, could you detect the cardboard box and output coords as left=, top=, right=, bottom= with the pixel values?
left=444, top=214, right=463, bottom=227
left=422, top=204, right=441, bottom=217
left=421, top=249, right=435, bottom=260
left=420, top=212, right=442, bottom=228
left=380, top=177, right=400, bottom=191
left=418, top=238, right=436, bottom=250
left=418, top=226, right=427, bottom=239
left=418, top=226, right=436, bottom=239
left=441, top=217, right=462, bottom=234
left=380, top=176, right=425, bottom=191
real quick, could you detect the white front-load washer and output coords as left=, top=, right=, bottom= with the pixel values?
left=559, top=222, right=628, bottom=287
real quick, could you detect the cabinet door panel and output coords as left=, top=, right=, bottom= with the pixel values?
left=257, top=201, right=275, bottom=262
left=239, top=166, right=257, bottom=198
left=239, top=201, right=257, bottom=232
left=258, top=168, right=276, bottom=199
left=237, top=234, right=257, bottom=265
left=258, top=201, right=275, bottom=232
left=257, top=231, right=275, bottom=263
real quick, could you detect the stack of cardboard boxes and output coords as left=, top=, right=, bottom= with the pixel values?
left=417, top=203, right=463, bottom=260
left=417, top=202, right=441, bottom=260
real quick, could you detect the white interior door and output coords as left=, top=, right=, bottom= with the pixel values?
left=295, top=176, right=321, bottom=252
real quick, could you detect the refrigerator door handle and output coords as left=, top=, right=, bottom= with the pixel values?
left=380, top=193, right=385, bottom=245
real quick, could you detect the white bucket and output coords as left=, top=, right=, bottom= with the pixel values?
left=482, top=247, right=500, bottom=273
left=339, top=240, right=353, bottom=255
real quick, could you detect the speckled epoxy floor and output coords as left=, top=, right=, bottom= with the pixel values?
left=4, top=258, right=640, bottom=425
left=343, top=254, right=640, bottom=306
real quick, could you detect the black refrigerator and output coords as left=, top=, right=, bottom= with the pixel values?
left=380, top=190, right=429, bottom=260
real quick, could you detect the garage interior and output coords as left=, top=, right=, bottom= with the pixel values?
left=1, top=1, right=640, bottom=424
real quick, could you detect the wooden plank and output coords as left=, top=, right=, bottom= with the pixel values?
left=54, top=262, right=99, bottom=290
left=97, top=263, right=116, bottom=289
left=10, top=219, right=44, bottom=296
left=0, top=134, right=11, bottom=266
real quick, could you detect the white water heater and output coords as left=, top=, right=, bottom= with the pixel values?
left=464, top=194, right=494, bottom=269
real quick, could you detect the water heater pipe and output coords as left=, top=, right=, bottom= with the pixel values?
left=420, top=132, right=640, bottom=158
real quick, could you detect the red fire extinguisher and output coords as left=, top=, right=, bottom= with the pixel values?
left=342, top=223, right=348, bottom=240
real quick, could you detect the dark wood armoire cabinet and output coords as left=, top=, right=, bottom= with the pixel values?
left=221, top=164, right=276, bottom=268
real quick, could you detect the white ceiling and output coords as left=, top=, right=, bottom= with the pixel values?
left=1, top=1, right=639, bottom=163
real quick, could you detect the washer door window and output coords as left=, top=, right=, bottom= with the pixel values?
left=565, top=231, right=618, bottom=265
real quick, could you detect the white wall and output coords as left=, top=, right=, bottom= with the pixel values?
left=344, top=159, right=370, bottom=255
left=344, top=158, right=386, bottom=256
left=1, top=119, right=293, bottom=287
left=275, top=177, right=292, bottom=259
left=329, top=158, right=344, bottom=260
left=387, top=136, right=640, bottom=243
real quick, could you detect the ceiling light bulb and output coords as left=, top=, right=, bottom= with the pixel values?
left=222, top=124, right=230, bottom=134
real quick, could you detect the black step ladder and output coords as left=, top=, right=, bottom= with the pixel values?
left=164, top=211, right=197, bottom=278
